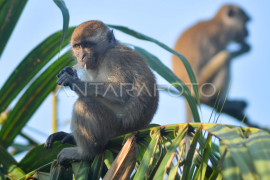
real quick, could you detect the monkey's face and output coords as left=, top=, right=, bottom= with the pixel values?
left=72, top=41, right=100, bottom=69
left=225, top=5, right=251, bottom=44
left=71, top=21, right=112, bottom=69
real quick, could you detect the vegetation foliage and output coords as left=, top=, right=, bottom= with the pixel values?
left=0, top=0, right=269, bottom=179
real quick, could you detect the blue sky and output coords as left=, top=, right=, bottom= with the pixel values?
left=0, top=0, right=269, bottom=159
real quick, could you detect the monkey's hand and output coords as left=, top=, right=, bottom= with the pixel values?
left=240, top=42, right=251, bottom=53
left=45, top=131, right=76, bottom=149
left=57, top=66, right=78, bottom=78
left=56, top=67, right=83, bottom=90
left=230, top=42, right=251, bottom=59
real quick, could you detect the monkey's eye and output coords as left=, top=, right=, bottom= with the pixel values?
left=73, top=44, right=80, bottom=49
left=228, top=8, right=235, bottom=17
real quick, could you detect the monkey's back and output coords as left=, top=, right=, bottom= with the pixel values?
left=101, top=44, right=159, bottom=133
left=172, top=20, right=227, bottom=93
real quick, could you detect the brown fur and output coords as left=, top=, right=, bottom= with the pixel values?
left=172, top=4, right=250, bottom=122
left=45, top=21, right=159, bottom=166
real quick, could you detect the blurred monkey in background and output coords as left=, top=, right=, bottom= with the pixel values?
left=172, top=4, right=256, bottom=126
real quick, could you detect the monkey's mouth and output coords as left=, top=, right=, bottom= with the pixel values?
left=83, top=59, right=97, bottom=70
left=235, top=35, right=247, bottom=44
left=235, top=29, right=248, bottom=44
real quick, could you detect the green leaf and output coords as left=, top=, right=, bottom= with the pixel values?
left=18, top=142, right=73, bottom=173
left=9, top=123, right=270, bottom=179
left=49, top=166, right=65, bottom=180
left=147, top=141, right=165, bottom=180
left=34, top=171, right=51, bottom=180
left=202, top=134, right=213, bottom=179
left=0, top=0, right=28, bottom=58
left=192, top=151, right=215, bottom=179
left=88, top=154, right=104, bottom=180
left=132, top=45, right=200, bottom=122
left=0, top=51, right=74, bottom=148
left=108, top=24, right=201, bottom=108
left=197, top=135, right=219, bottom=167
left=0, top=145, right=25, bottom=179
left=219, top=141, right=241, bottom=180
left=48, top=164, right=72, bottom=180
left=53, top=0, right=70, bottom=51
left=104, top=150, right=114, bottom=169
left=0, top=28, right=75, bottom=114
left=100, top=162, right=109, bottom=179
left=189, top=164, right=197, bottom=180
left=153, top=124, right=188, bottom=180
left=64, top=167, right=74, bottom=180
left=206, top=125, right=259, bottom=179
left=167, top=149, right=182, bottom=180
left=197, top=134, right=212, bottom=180
left=245, top=130, right=270, bottom=179
left=182, top=126, right=202, bottom=179
left=209, top=169, right=222, bottom=180
left=0, top=171, right=5, bottom=180
left=134, top=129, right=161, bottom=180
left=9, top=143, right=34, bottom=155
left=72, top=161, right=90, bottom=180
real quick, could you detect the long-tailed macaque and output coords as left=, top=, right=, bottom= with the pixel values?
left=172, top=4, right=253, bottom=125
left=45, top=20, right=159, bottom=167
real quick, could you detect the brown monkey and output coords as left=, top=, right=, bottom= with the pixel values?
left=172, top=4, right=253, bottom=125
left=45, top=20, right=159, bottom=167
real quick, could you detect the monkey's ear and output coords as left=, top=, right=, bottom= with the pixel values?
left=228, top=8, right=235, bottom=17
left=108, top=30, right=116, bottom=44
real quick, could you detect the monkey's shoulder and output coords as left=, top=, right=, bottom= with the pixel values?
left=104, top=44, right=149, bottom=71
left=105, top=44, right=144, bottom=61
left=103, top=44, right=155, bottom=83
left=183, top=20, right=224, bottom=38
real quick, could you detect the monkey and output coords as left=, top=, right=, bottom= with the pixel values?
left=172, top=4, right=254, bottom=125
left=45, top=20, right=159, bottom=167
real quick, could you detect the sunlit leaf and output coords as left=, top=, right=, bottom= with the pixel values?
left=0, top=28, right=75, bottom=114
left=153, top=125, right=188, bottom=179
left=53, top=0, right=70, bottom=51
left=0, top=145, right=25, bottom=179
left=0, top=51, right=74, bottom=148
left=134, top=129, right=161, bottom=179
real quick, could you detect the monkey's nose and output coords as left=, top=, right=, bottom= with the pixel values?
left=80, top=54, right=86, bottom=62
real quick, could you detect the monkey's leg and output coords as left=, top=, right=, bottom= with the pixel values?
left=72, top=97, right=119, bottom=161
left=45, top=131, right=76, bottom=149
left=214, top=100, right=254, bottom=128
left=215, top=100, right=259, bottom=128
left=57, top=147, right=83, bottom=168
left=216, top=100, right=247, bottom=121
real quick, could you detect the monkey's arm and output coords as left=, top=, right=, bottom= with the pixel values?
left=197, top=50, right=229, bottom=84
left=230, top=42, right=251, bottom=59
left=198, top=43, right=250, bottom=84
left=57, top=67, right=132, bottom=103
left=45, top=131, right=76, bottom=149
